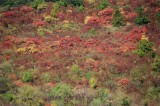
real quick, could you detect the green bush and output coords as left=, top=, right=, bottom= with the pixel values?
left=31, top=0, right=45, bottom=9
left=134, top=39, right=154, bottom=57
left=135, top=16, right=150, bottom=25
left=112, top=9, right=126, bottom=27
left=15, top=85, right=43, bottom=105
left=99, top=0, right=110, bottom=10
left=50, top=83, right=73, bottom=99
left=152, top=56, right=160, bottom=72
left=21, top=71, right=33, bottom=83
left=3, top=91, right=15, bottom=102
left=135, top=7, right=150, bottom=25
left=155, top=11, right=160, bottom=22
left=89, top=28, right=96, bottom=34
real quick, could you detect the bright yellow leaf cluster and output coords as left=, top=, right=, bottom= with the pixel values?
left=84, top=16, right=92, bottom=24
left=16, top=44, right=38, bottom=54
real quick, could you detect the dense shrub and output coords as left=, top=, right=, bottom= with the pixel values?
left=112, top=9, right=126, bottom=27
left=134, top=39, right=154, bottom=57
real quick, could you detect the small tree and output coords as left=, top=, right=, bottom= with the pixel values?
left=112, top=9, right=126, bottom=27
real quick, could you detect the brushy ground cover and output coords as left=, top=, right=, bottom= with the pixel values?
left=0, top=0, right=160, bottom=106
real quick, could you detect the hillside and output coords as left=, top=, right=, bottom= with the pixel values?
left=0, top=0, right=160, bottom=106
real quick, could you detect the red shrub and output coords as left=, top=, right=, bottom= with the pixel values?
left=20, top=6, right=33, bottom=13
left=155, top=8, right=160, bottom=14
left=98, top=7, right=114, bottom=16
left=32, top=20, right=45, bottom=27
left=83, top=39, right=98, bottom=47
left=99, top=16, right=112, bottom=24
left=26, top=38, right=43, bottom=46
left=13, top=80, right=25, bottom=87
left=148, top=0, right=155, bottom=3
left=87, top=17, right=99, bottom=25
left=124, top=27, right=147, bottom=42
left=57, top=12, right=65, bottom=20
left=125, top=12, right=138, bottom=21
left=5, top=35, right=16, bottom=41
left=119, top=78, right=130, bottom=86
left=58, top=37, right=83, bottom=48
left=4, top=54, right=10, bottom=60
left=3, top=11, right=15, bottom=17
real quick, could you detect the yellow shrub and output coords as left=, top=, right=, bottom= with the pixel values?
left=84, top=16, right=92, bottom=24
left=16, top=44, right=38, bottom=54
left=86, top=0, right=96, bottom=4
left=37, top=2, right=48, bottom=10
